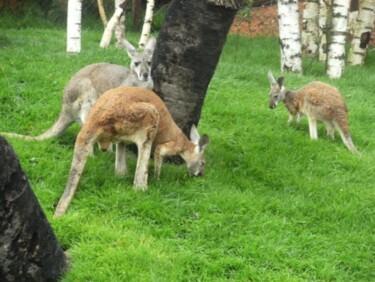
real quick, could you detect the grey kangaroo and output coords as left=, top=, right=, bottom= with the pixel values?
left=1, top=37, right=156, bottom=141
left=268, top=71, right=358, bottom=154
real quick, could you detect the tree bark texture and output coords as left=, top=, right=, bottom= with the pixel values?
left=347, top=0, right=375, bottom=65
left=67, top=0, right=82, bottom=53
left=277, top=0, right=303, bottom=73
left=326, top=0, right=350, bottom=78
left=97, top=0, right=108, bottom=27
left=138, top=0, right=155, bottom=48
left=132, top=0, right=143, bottom=31
left=318, top=0, right=331, bottom=62
left=151, top=0, right=238, bottom=136
left=0, top=136, right=67, bottom=281
left=114, top=0, right=127, bottom=47
left=302, top=0, right=320, bottom=56
left=100, top=0, right=127, bottom=48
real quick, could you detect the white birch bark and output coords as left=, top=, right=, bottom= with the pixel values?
left=100, top=1, right=125, bottom=48
left=318, top=0, right=331, bottom=62
left=277, top=0, right=303, bottom=73
left=326, top=0, right=350, bottom=79
left=67, top=0, right=82, bottom=53
left=138, top=0, right=155, bottom=48
left=347, top=0, right=375, bottom=65
left=302, top=0, right=320, bottom=56
left=114, top=0, right=126, bottom=47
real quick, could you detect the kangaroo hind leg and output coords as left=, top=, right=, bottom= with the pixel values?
left=131, top=104, right=159, bottom=190
left=54, top=132, right=95, bottom=217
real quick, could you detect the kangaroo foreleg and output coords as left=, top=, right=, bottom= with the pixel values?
left=115, top=142, right=127, bottom=175
left=153, top=146, right=163, bottom=180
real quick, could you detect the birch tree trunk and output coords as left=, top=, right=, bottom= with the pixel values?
left=97, top=0, right=108, bottom=27
left=67, top=0, right=82, bottom=53
left=302, top=0, right=320, bottom=57
left=114, top=0, right=126, bottom=47
left=326, top=0, right=350, bottom=78
left=347, top=0, right=375, bottom=65
left=100, top=1, right=126, bottom=48
left=152, top=0, right=243, bottom=136
left=277, top=0, right=303, bottom=73
left=318, top=0, right=331, bottom=62
left=139, top=0, right=155, bottom=48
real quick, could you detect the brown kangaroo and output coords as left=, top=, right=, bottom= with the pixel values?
left=54, top=86, right=209, bottom=217
left=268, top=71, right=358, bottom=154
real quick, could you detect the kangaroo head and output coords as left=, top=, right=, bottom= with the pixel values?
left=184, top=125, right=210, bottom=177
left=268, top=71, right=286, bottom=109
left=122, top=37, right=156, bottom=82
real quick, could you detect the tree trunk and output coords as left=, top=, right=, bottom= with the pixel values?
left=132, top=0, right=142, bottom=31
left=67, top=0, right=82, bottom=53
left=97, top=0, right=108, bottom=27
left=138, top=0, right=155, bottom=48
left=114, top=0, right=127, bottom=47
left=151, top=0, right=242, bottom=135
left=100, top=0, right=127, bottom=48
left=326, top=0, right=350, bottom=78
left=302, top=0, right=320, bottom=57
left=0, top=136, right=67, bottom=281
left=277, top=0, right=303, bottom=73
left=318, top=0, right=331, bottom=62
left=347, top=0, right=375, bottom=65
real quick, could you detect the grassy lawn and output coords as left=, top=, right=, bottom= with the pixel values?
left=0, top=26, right=374, bottom=281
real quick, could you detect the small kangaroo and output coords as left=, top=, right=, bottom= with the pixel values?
left=1, top=37, right=156, bottom=141
left=54, top=86, right=209, bottom=217
left=267, top=71, right=358, bottom=154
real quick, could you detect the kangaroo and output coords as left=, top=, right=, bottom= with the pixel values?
left=1, top=37, right=156, bottom=141
left=53, top=86, right=210, bottom=217
left=267, top=71, right=358, bottom=154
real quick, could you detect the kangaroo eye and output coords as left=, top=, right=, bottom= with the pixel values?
left=134, top=62, right=140, bottom=67
left=147, top=61, right=152, bottom=66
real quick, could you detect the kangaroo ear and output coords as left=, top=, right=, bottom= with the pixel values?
left=121, top=38, right=136, bottom=57
left=268, top=71, right=277, bottom=85
left=145, top=36, right=156, bottom=51
left=277, top=77, right=285, bottom=88
left=190, top=124, right=200, bottom=144
left=198, top=134, right=209, bottom=152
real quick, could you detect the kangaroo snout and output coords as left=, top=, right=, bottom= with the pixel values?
left=195, top=171, right=204, bottom=177
left=142, top=73, right=149, bottom=80
left=269, top=103, right=276, bottom=109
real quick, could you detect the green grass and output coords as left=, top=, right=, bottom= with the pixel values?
left=0, top=26, right=374, bottom=281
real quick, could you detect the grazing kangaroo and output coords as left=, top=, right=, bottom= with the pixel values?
left=267, top=71, right=358, bottom=154
left=1, top=37, right=156, bottom=141
left=54, top=86, right=209, bottom=217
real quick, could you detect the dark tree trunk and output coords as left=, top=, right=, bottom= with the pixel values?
left=0, top=136, right=67, bottom=281
left=151, top=0, right=241, bottom=136
left=132, top=0, right=143, bottom=31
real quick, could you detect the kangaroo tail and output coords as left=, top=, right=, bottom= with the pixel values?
left=337, top=126, right=359, bottom=155
left=342, top=134, right=359, bottom=155
left=1, top=112, right=74, bottom=141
